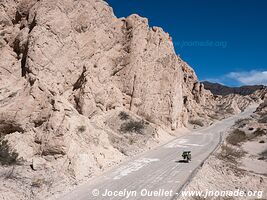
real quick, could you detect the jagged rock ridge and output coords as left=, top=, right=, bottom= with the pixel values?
left=202, top=81, right=266, bottom=96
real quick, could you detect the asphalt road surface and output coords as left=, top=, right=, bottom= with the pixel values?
left=58, top=105, right=257, bottom=200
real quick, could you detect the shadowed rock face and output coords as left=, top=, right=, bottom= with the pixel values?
left=202, top=81, right=266, bottom=96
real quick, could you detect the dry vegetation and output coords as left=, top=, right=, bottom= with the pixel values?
left=250, top=128, right=266, bottom=139
left=120, top=120, right=145, bottom=134
left=259, top=116, right=267, bottom=123
left=259, top=149, right=267, bottom=160
left=234, top=118, right=251, bottom=128
left=226, top=117, right=266, bottom=146
left=189, top=119, right=204, bottom=127
left=217, top=144, right=246, bottom=163
left=226, top=129, right=247, bottom=146
left=118, top=111, right=130, bottom=120
left=0, top=140, right=19, bottom=166
left=118, top=112, right=146, bottom=135
left=77, top=125, right=86, bottom=133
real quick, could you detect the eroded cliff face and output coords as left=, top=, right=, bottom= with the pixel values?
left=180, top=59, right=258, bottom=128
left=0, top=0, right=186, bottom=198
left=0, top=0, right=262, bottom=199
left=1, top=0, right=183, bottom=131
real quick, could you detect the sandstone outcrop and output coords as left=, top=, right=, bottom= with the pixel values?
left=0, top=0, right=185, bottom=198
left=0, top=0, right=264, bottom=199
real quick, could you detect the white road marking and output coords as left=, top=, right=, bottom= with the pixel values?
left=164, top=139, right=188, bottom=148
left=154, top=176, right=164, bottom=182
left=171, top=166, right=177, bottom=170
left=191, top=132, right=201, bottom=135
left=185, top=143, right=203, bottom=147
left=112, top=158, right=159, bottom=180
left=170, top=170, right=180, bottom=176
left=164, top=138, right=203, bottom=148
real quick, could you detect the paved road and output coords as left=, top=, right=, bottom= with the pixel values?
left=58, top=105, right=257, bottom=200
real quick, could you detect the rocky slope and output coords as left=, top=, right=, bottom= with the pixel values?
left=0, top=0, right=264, bottom=199
left=202, top=81, right=266, bottom=96
left=178, top=94, right=267, bottom=200
left=181, top=62, right=260, bottom=128
left=0, top=0, right=198, bottom=199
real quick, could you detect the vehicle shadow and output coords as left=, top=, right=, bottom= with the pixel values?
left=175, top=160, right=189, bottom=163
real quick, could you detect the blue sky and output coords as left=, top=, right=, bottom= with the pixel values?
left=106, top=0, right=267, bottom=86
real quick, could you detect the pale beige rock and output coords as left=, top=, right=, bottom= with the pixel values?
left=32, top=157, right=47, bottom=171
left=0, top=0, right=265, bottom=199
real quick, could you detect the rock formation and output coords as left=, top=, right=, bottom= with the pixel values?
left=202, top=81, right=266, bottom=96
left=0, top=0, right=264, bottom=199
left=180, top=60, right=258, bottom=128
left=178, top=92, right=267, bottom=200
left=1, top=0, right=184, bottom=131
left=0, top=0, right=188, bottom=198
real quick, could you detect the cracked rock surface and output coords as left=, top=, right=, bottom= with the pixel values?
left=0, top=0, right=264, bottom=199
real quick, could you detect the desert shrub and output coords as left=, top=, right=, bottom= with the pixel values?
left=31, top=178, right=46, bottom=188
left=77, top=125, right=86, bottom=132
left=258, top=150, right=267, bottom=160
left=118, top=148, right=128, bottom=156
left=0, top=122, right=24, bottom=137
left=128, top=137, right=136, bottom=145
left=257, top=101, right=267, bottom=113
left=120, top=120, right=145, bottom=134
left=246, top=128, right=267, bottom=141
left=260, top=149, right=267, bottom=157
left=118, top=111, right=130, bottom=120
left=259, top=140, right=265, bottom=143
left=259, top=116, right=267, bottom=123
left=189, top=119, right=204, bottom=127
left=218, top=144, right=246, bottom=163
left=0, top=140, right=19, bottom=165
left=226, top=129, right=247, bottom=146
left=235, top=118, right=251, bottom=128
left=251, top=128, right=266, bottom=138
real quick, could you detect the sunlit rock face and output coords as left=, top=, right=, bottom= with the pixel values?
left=1, top=0, right=262, bottom=199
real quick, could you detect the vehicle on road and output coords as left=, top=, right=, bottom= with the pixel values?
left=182, top=151, right=191, bottom=162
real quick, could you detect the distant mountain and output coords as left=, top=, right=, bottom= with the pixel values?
left=202, top=81, right=266, bottom=96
